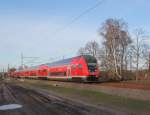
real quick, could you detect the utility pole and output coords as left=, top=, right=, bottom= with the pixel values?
left=2, top=68, right=4, bottom=78
left=7, top=64, right=10, bottom=72
left=20, top=53, right=40, bottom=67
left=149, top=52, right=150, bottom=71
left=21, top=53, right=24, bottom=67
left=62, top=56, right=65, bottom=60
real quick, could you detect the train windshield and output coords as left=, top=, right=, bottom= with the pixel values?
left=83, top=55, right=97, bottom=64
left=83, top=55, right=97, bottom=72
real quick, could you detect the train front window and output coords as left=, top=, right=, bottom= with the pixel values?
left=83, top=55, right=97, bottom=63
left=83, top=55, right=97, bottom=72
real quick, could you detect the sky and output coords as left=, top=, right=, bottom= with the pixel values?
left=0, top=0, right=150, bottom=70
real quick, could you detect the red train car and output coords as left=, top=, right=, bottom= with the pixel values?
left=12, top=55, right=100, bottom=81
left=27, top=66, right=38, bottom=79
left=46, top=55, right=100, bottom=81
left=37, top=65, right=48, bottom=79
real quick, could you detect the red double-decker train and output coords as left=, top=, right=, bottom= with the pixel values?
left=10, top=55, right=100, bottom=81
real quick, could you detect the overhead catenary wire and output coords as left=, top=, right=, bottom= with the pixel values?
left=17, top=1, right=105, bottom=68
left=52, top=0, right=105, bottom=36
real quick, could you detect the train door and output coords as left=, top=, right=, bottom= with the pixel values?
left=67, top=66, right=71, bottom=77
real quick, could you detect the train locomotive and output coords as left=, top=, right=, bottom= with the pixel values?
left=11, top=55, right=100, bottom=81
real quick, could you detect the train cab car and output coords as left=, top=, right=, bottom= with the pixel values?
left=46, top=55, right=100, bottom=81
left=71, top=55, right=99, bottom=81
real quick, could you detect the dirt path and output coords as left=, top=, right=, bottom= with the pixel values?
left=0, top=81, right=121, bottom=115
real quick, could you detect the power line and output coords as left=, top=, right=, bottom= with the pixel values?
left=21, top=53, right=40, bottom=67
left=16, top=1, right=104, bottom=68
left=52, top=0, right=105, bottom=36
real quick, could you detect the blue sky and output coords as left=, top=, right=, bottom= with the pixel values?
left=0, top=0, right=150, bottom=69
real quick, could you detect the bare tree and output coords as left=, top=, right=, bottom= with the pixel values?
left=77, top=47, right=87, bottom=55
left=130, top=28, right=149, bottom=81
left=99, top=18, right=131, bottom=79
left=142, top=45, right=150, bottom=70
left=77, top=41, right=100, bottom=59
left=84, top=41, right=100, bottom=58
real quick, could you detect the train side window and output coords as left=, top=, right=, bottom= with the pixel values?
left=50, top=72, right=66, bottom=76
left=43, top=69, right=47, bottom=72
left=71, top=65, right=76, bottom=69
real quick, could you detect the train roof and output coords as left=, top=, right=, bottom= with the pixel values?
left=45, top=55, right=88, bottom=67
left=45, top=57, right=73, bottom=67
left=16, top=55, right=96, bottom=71
left=45, top=55, right=96, bottom=67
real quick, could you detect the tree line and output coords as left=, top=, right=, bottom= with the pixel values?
left=78, top=18, right=150, bottom=80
